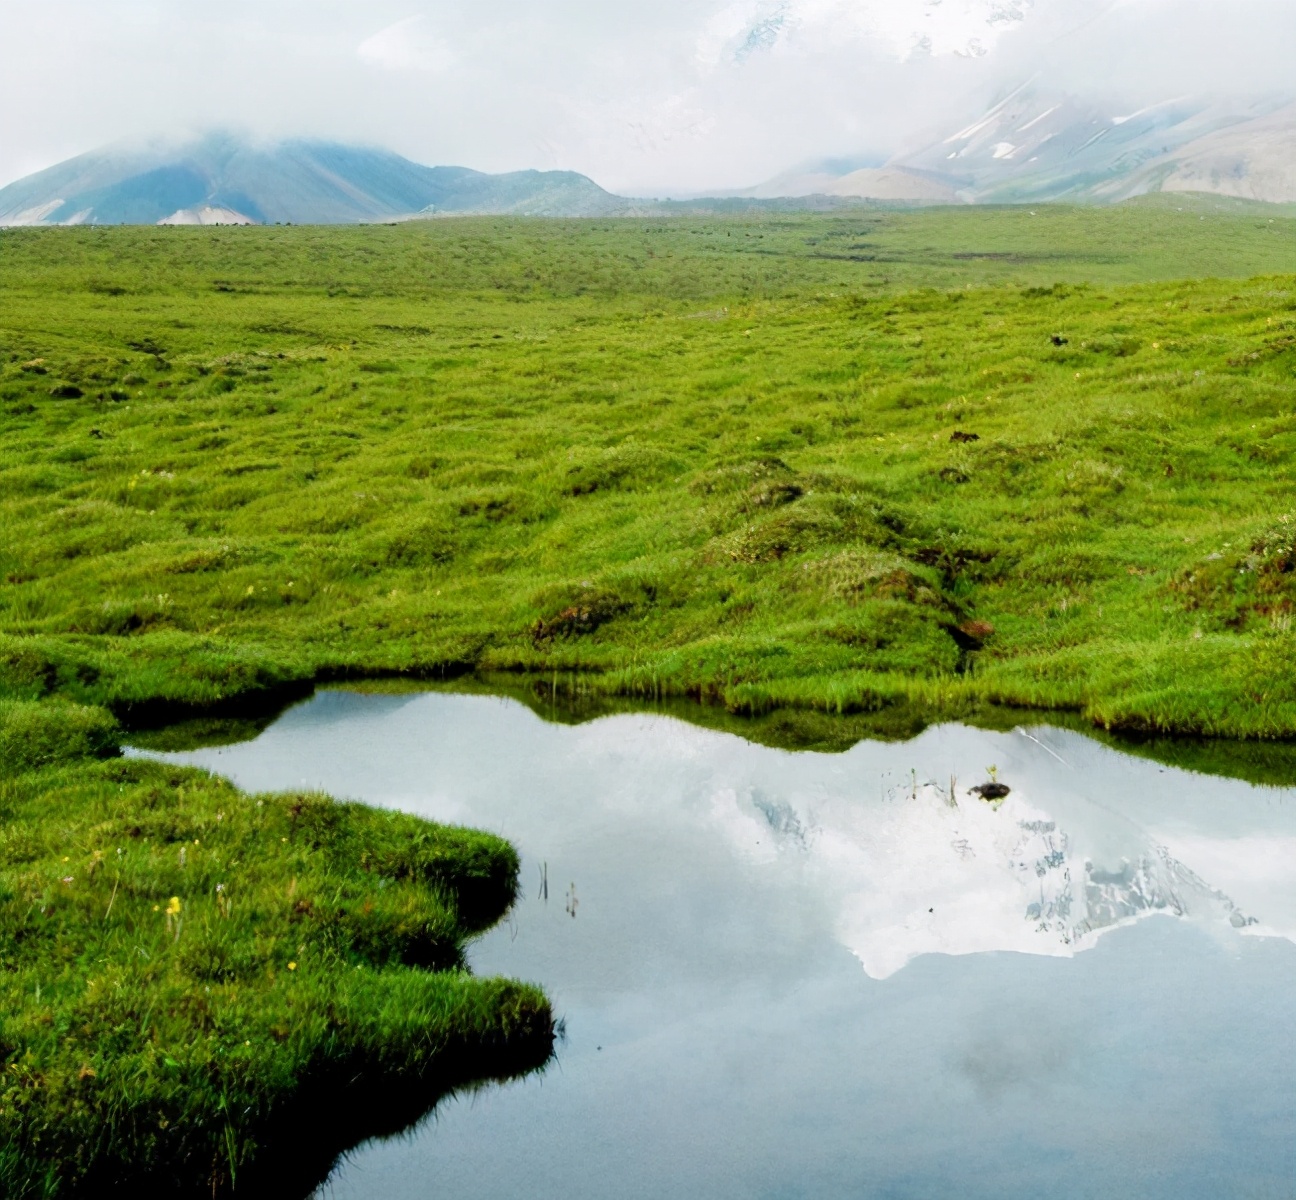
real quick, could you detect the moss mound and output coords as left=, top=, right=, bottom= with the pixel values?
left=0, top=755, right=552, bottom=1197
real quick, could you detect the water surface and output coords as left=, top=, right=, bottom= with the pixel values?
left=146, top=691, right=1296, bottom=1199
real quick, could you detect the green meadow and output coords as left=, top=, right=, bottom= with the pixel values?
left=4, top=204, right=1296, bottom=734
left=2, top=201, right=1296, bottom=1192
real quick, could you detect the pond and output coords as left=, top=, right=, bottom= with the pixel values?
left=142, top=689, right=1296, bottom=1199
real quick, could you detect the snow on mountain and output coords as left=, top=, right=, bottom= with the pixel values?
left=713, top=777, right=1254, bottom=981
left=731, top=88, right=1295, bottom=206
left=894, top=86, right=1296, bottom=203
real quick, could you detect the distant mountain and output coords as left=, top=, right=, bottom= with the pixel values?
left=727, top=163, right=960, bottom=204
left=893, top=86, right=1295, bottom=204
left=1101, top=102, right=1296, bottom=205
left=736, top=88, right=1296, bottom=207
left=0, top=133, right=629, bottom=226
left=8, top=103, right=1294, bottom=226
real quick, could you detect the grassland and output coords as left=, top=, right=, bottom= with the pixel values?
left=2, top=203, right=1296, bottom=1193
left=3, top=205, right=1296, bottom=736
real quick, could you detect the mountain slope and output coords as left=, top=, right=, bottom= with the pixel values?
left=732, top=89, right=1295, bottom=207
left=0, top=134, right=628, bottom=226
left=1106, top=102, right=1296, bottom=204
left=892, top=87, right=1293, bottom=203
left=729, top=163, right=960, bottom=203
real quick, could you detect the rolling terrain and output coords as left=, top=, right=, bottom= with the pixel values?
left=3, top=208, right=1296, bottom=739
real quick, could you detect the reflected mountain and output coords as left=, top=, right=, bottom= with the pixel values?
left=736, top=780, right=1257, bottom=979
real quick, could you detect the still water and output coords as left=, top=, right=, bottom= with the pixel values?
left=146, top=690, right=1296, bottom=1199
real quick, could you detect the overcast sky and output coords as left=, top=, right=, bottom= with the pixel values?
left=1, top=0, right=1292, bottom=194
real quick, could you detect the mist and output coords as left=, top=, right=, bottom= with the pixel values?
left=2, top=0, right=1292, bottom=193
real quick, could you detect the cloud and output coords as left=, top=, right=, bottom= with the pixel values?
left=0, top=0, right=1293, bottom=196
left=790, top=0, right=1036, bottom=59
left=700, top=0, right=1037, bottom=67
left=358, top=16, right=456, bottom=74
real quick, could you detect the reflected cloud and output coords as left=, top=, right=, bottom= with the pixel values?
left=149, top=695, right=1296, bottom=988
left=715, top=776, right=1264, bottom=981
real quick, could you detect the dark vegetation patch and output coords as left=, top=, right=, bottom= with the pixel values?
left=529, top=580, right=646, bottom=644
left=562, top=444, right=680, bottom=496
left=1170, top=514, right=1296, bottom=629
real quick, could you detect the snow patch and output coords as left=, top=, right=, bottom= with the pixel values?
left=0, top=199, right=65, bottom=226
left=158, top=206, right=257, bottom=226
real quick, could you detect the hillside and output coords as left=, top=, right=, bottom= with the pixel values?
left=727, top=164, right=960, bottom=204
left=894, top=88, right=1289, bottom=203
left=1112, top=102, right=1296, bottom=205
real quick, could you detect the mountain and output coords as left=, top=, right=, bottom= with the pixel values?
left=1102, top=101, right=1296, bottom=205
left=893, top=85, right=1295, bottom=204
left=0, top=133, right=629, bottom=226
left=7, top=103, right=1294, bottom=225
left=736, top=88, right=1296, bottom=206
left=726, top=162, right=960, bottom=204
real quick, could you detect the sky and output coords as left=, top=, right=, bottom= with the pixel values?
left=1, top=0, right=1293, bottom=194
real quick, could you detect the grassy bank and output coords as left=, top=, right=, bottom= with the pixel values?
left=3, top=208, right=1295, bottom=736
left=0, top=700, right=552, bottom=1197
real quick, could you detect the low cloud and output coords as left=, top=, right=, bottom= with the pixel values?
left=1, top=0, right=1292, bottom=195
left=358, top=16, right=457, bottom=75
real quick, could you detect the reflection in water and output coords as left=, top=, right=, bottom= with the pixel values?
left=141, top=691, right=1296, bottom=1200
left=789, top=783, right=1255, bottom=979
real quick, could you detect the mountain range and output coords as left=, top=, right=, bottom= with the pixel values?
left=2, top=91, right=1294, bottom=227
left=0, top=133, right=626, bottom=227
left=731, top=88, right=1296, bottom=206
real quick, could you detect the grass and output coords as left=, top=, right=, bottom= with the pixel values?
left=0, top=701, right=552, bottom=1197
left=3, top=206, right=1296, bottom=736
left=2, top=203, right=1296, bottom=1191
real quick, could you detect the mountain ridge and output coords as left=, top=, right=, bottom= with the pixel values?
left=5, top=99, right=1295, bottom=227
left=730, top=89, right=1296, bottom=206
left=0, top=134, right=628, bottom=226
